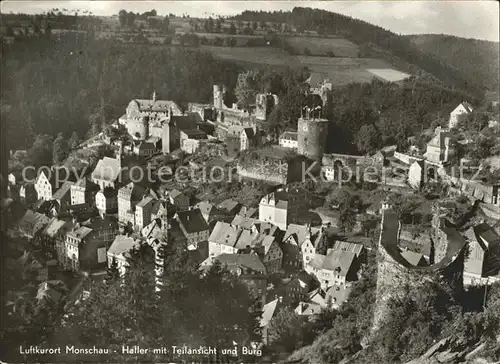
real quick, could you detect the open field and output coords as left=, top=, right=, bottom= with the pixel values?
left=285, top=36, right=360, bottom=57
left=200, top=46, right=405, bottom=85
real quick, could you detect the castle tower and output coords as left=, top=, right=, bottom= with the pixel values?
left=213, top=85, right=225, bottom=110
left=162, top=118, right=180, bottom=154
left=297, top=107, right=329, bottom=160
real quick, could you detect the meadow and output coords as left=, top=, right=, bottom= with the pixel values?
left=285, top=36, right=360, bottom=57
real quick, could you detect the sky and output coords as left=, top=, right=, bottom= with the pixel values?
left=1, top=1, right=499, bottom=42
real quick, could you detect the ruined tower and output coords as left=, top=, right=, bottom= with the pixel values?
left=213, top=85, right=226, bottom=110
left=297, top=107, right=329, bottom=160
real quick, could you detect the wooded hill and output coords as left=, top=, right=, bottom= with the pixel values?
left=231, top=7, right=489, bottom=97
left=404, top=34, right=499, bottom=92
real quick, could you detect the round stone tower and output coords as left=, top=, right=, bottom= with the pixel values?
left=297, top=116, right=329, bottom=160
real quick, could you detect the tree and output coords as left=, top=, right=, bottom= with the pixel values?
left=304, top=47, right=311, bottom=56
left=267, top=306, right=308, bottom=352
left=52, top=133, right=69, bottom=165
left=356, top=124, right=380, bottom=154
left=105, top=257, right=120, bottom=285
left=162, top=16, right=170, bottom=34
left=229, top=23, right=237, bottom=35
left=118, top=10, right=128, bottom=27
left=252, top=21, right=258, bottom=30
left=28, top=134, right=54, bottom=167
left=68, top=131, right=80, bottom=150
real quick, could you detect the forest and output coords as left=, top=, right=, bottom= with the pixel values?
left=0, top=31, right=242, bottom=153
left=406, top=34, right=499, bottom=91
left=232, top=7, right=488, bottom=96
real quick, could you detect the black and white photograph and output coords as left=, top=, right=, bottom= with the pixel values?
left=0, top=1, right=499, bottom=363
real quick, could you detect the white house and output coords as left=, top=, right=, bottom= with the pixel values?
left=448, top=102, right=473, bottom=129
left=278, top=131, right=298, bottom=149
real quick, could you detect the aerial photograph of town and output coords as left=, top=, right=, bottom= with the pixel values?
left=0, top=0, right=499, bottom=363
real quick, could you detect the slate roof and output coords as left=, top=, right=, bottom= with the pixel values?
left=218, top=199, right=240, bottom=213
left=134, top=99, right=181, bottom=114
left=177, top=208, right=209, bottom=234
left=309, top=250, right=356, bottom=276
left=332, top=241, right=364, bottom=258
left=261, top=298, right=281, bottom=327
left=169, top=189, right=184, bottom=200
left=43, top=218, right=73, bottom=238
left=108, top=235, right=142, bottom=259
left=181, top=129, right=207, bottom=138
left=401, top=250, right=427, bottom=266
left=279, top=131, right=298, bottom=141
left=91, top=157, right=121, bottom=183
left=52, top=181, right=75, bottom=201
left=67, top=226, right=93, bottom=240
left=283, top=224, right=312, bottom=246
left=208, top=221, right=242, bottom=248
left=136, top=196, right=155, bottom=208
left=211, top=253, right=266, bottom=275
left=231, top=215, right=258, bottom=230
left=171, top=115, right=198, bottom=130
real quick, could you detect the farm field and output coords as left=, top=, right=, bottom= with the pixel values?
left=285, top=36, right=360, bottom=57
left=200, top=46, right=406, bottom=85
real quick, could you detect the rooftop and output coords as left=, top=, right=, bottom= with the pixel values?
left=108, top=235, right=142, bottom=258
left=279, top=131, right=298, bottom=141
left=52, top=181, right=75, bottom=201
left=91, top=157, right=121, bottom=183
left=309, top=250, right=356, bottom=275
left=67, top=226, right=93, bottom=240
left=177, top=208, right=209, bottom=234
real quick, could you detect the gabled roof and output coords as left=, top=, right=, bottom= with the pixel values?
left=195, top=201, right=222, bottom=219
left=133, top=99, right=181, bottom=114
left=212, top=253, right=266, bottom=275
left=283, top=224, right=310, bottom=246
left=67, top=226, right=93, bottom=240
left=332, top=241, right=364, bottom=258
left=261, top=298, right=281, bottom=327
left=136, top=196, right=155, bottom=209
left=169, top=189, right=185, bottom=200
left=218, top=199, right=240, bottom=212
left=177, top=208, right=209, bottom=234
left=474, top=223, right=500, bottom=247
left=208, top=221, right=242, bottom=248
left=43, top=218, right=73, bottom=238
left=142, top=218, right=166, bottom=241
left=170, top=114, right=198, bottom=130
left=231, top=215, right=258, bottom=230
left=309, top=250, right=356, bottom=275
left=181, top=128, right=207, bottom=138
left=91, top=157, right=121, bottom=183
left=108, top=235, right=142, bottom=259
left=401, top=250, right=427, bottom=266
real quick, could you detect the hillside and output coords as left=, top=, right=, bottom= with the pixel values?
left=231, top=7, right=486, bottom=97
left=404, top=34, right=500, bottom=91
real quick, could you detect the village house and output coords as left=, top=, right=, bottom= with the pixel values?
left=269, top=273, right=314, bottom=305
left=17, top=210, right=51, bottom=238
left=133, top=140, right=158, bottom=157
left=118, top=182, right=146, bottom=226
left=260, top=297, right=285, bottom=344
left=62, top=217, right=118, bottom=273
left=194, top=201, right=225, bottom=224
left=240, top=127, right=262, bottom=151
left=250, top=234, right=283, bottom=274
left=463, top=222, right=500, bottom=285
left=259, top=193, right=288, bottom=231
left=135, top=195, right=155, bottom=231
left=200, top=253, right=268, bottom=299
left=332, top=241, right=366, bottom=262
left=91, top=156, right=122, bottom=190
left=180, top=129, right=207, bottom=154
left=43, top=217, right=74, bottom=266
left=208, top=221, right=244, bottom=257
left=305, top=249, right=358, bottom=290
left=96, top=187, right=118, bottom=217
left=168, top=189, right=189, bottom=211
left=401, top=250, right=428, bottom=267
left=281, top=223, right=325, bottom=272
left=107, top=235, right=151, bottom=276
left=20, top=182, right=37, bottom=204
left=175, top=208, right=209, bottom=250
left=34, top=169, right=57, bottom=201
left=218, top=199, right=241, bottom=217
left=424, top=128, right=456, bottom=165
left=448, top=102, right=474, bottom=129
left=408, top=160, right=425, bottom=189
left=278, top=131, right=299, bottom=149
left=52, top=181, right=75, bottom=215
left=71, top=178, right=97, bottom=206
